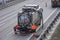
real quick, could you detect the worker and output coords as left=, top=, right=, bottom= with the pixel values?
left=15, top=24, right=19, bottom=29
left=14, top=24, right=19, bottom=34
left=31, top=23, right=39, bottom=38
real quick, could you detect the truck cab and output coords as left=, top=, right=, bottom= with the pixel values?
left=51, top=0, right=60, bottom=7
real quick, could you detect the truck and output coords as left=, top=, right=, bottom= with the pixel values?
left=14, top=4, right=43, bottom=35
left=51, top=0, right=60, bottom=8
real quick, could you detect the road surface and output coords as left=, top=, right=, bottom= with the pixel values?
left=0, top=0, right=58, bottom=40
left=0, top=0, right=25, bottom=10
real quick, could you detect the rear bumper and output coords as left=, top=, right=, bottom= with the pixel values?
left=18, top=27, right=36, bottom=33
left=14, top=26, right=36, bottom=33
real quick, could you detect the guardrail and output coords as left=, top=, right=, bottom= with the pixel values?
left=37, top=10, right=60, bottom=40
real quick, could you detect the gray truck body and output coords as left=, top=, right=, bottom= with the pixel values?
left=51, top=0, right=60, bottom=7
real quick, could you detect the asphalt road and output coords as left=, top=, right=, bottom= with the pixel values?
left=0, top=0, right=25, bottom=10
left=0, top=0, right=57, bottom=40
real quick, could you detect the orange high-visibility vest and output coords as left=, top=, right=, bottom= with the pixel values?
left=32, top=24, right=36, bottom=29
